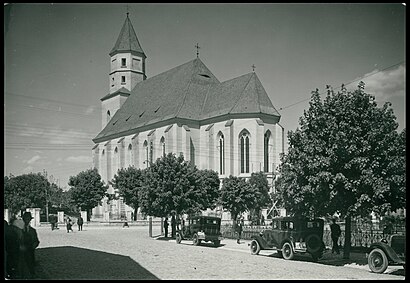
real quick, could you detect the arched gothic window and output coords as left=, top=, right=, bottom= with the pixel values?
left=143, top=140, right=148, bottom=167
left=128, top=144, right=133, bottom=166
left=264, top=130, right=271, bottom=172
left=217, top=132, right=225, bottom=175
left=160, top=137, right=165, bottom=157
left=149, top=141, right=154, bottom=164
left=239, top=130, right=250, bottom=173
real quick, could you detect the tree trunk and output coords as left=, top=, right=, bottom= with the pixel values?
left=343, top=215, right=351, bottom=259
left=134, top=208, right=137, bottom=221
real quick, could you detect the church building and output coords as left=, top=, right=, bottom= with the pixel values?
left=91, top=14, right=285, bottom=221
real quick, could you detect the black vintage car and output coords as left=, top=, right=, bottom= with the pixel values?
left=367, top=234, right=406, bottom=273
left=249, top=217, right=325, bottom=261
left=176, top=215, right=223, bottom=247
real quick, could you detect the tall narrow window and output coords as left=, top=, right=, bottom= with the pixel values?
left=240, top=131, right=250, bottom=173
left=121, top=58, right=126, bottom=67
left=143, top=140, right=148, bottom=167
left=264, top=131, right=271, bottom=172
left=121, top=76, right=126, bottom=84
left=149, top=141, right=153, bottom=164
left=160, top=137, right=165, bottom=157
left=218, top=133, right=225, bottom=175
left=128, top=144, right=133, bottom=166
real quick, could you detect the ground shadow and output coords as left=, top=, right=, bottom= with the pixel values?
left=34, top=246, right=159, bottom=280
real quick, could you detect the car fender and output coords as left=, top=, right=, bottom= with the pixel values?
left=369, top=242, right=405, bottom=264
left=250, top=234, right=270, bottom=250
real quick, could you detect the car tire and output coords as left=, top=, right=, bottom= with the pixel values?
left=213, top=240, right=220, bottom=247
left=306, top=234, right=322, bottom=254
left=193, top=233, right=200, bottom=246
left=282, top=242, right=294, bottom=260
left=176, top=233, right=182, bottom=244
left=368, top=248, right=389, bottom=274
left=250, top=240, right=261, bottom=255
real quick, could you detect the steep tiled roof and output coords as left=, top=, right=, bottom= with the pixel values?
left=110, top=15, right=145, bottom=57
left=100, top=87, right=130, bottom=101
left=93, top=58, right=280, bottom=143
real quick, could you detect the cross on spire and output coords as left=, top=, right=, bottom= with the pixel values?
left=195, top=43, right=200, bottom=58
left=251, top=64, right=256, bottom=72
left=126, top=4, right=129, bottom=17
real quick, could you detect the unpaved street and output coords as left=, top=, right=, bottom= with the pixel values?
left=34, top=225, right=404, bottom=280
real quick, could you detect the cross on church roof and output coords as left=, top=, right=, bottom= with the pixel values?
left=195, top=43, right=200, bottom=58
left=126, top=4, right=129, bottom=17
left=252, top=64, right=256, bottom=72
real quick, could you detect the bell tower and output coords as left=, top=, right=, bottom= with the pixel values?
left=101, top=13, right=147, bottom=129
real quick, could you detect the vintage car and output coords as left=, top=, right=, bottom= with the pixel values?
left=175, top=215, right=223, bottom=247
left=249, top=217, right=325, bottom=261
left=367, top=233, right=406, bottom=273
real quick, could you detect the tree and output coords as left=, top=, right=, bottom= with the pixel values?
left=110, top=166, right=145, bottom=220
left=248, top=172, right=272, bottom=224
left=218, top=175, right=259, bottom=223
left=139, top=153, right=220, bottom=217
left=275, top=83, right=406, bottom=259
left=4, top=173, right=50, bottom=215
left=68, top=168, right=108, bottom=221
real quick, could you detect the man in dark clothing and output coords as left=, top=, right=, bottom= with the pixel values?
left=171, top=213, right=176, bottom=238
left=164, top=217, right=169, bottom=238
left=20, top=212, right=40, bottom=279
left=330, top=218, right=341, bottom=254
left=236, top=218, right=244, bottom=244
left=5, top=219, right=20, bottom=279
left=77, top=215, right=84, bottom=231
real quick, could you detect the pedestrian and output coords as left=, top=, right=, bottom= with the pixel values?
left=50, top=215, right=57, bottom=231
left=5, top=218, right=22, bottom=279
left=66, top=217, right=73, bottom=233
left=19, top=212, right=40, bottom=279
left=123, top=218, right=129, bottom=228
left=330, top=218, right=341, bottom=255
left=171, top=212, right=176, bottom=238
left=77, top=215, right=84, bottom=231
left=164, top=217, right=169, bottom=237
left=235, top=218, right=243, bottom=244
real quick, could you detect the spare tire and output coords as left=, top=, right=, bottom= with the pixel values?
left=306, top=234, right=322, bottom=254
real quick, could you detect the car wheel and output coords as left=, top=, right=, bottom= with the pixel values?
left=282, top=242, right=294, bottom=260
left=306, top=234, right=322, bottom=254
left=176, top=233, right=182, bottom=244
left=250, top=240, right=261, bottom=255
left=213, top=240, right=220, bottom=247
left=368, top=248, right=389, bottom=274
left=193, top=233, right=200, bottom=246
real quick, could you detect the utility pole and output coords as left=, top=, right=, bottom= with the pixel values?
left=43, top=169, right=49, bottom=223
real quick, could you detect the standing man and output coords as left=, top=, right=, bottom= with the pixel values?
left=171, top=212, right=176, bottom=239
left=330, top=218, right=341, bottom=255
left=77, top=215, right=84, bottom=231
left=20, top=212, right=40, bottom=279
left=164, top=217, right=169, bottom=238
left=236, top=218, right=243, bottom=244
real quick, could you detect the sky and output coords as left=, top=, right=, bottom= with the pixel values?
left=4, top=3, right=406, bottom=190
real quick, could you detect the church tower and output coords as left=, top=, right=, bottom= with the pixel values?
left=101, top=13, right=147, bottom=129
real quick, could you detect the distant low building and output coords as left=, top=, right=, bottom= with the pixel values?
left=91, top=14, right=285, bottom=221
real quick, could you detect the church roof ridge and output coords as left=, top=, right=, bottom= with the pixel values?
left=109, top=14, right=145, bottom=56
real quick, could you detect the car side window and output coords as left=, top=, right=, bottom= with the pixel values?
left=289, top=222, right=294, bottom=230
left=281, top=221, right=287, bottom=230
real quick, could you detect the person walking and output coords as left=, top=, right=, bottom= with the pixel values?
left=171, top=212, right=176, bottom=238
left=66, top=217, right=73, bottom=233
left=164, top=217, right=169, bottom=238
left=19, top=212, right=40, bottom=279
left=330, top=218, right=341, bottom=255
left=77, top=215, right=84, bottom=231
left=235, top=218, right=243, bottom=244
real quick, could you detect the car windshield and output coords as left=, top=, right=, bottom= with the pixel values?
left=307, top=221, right=320, bottom=228
left=205, top=218, right=219, bottom=225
